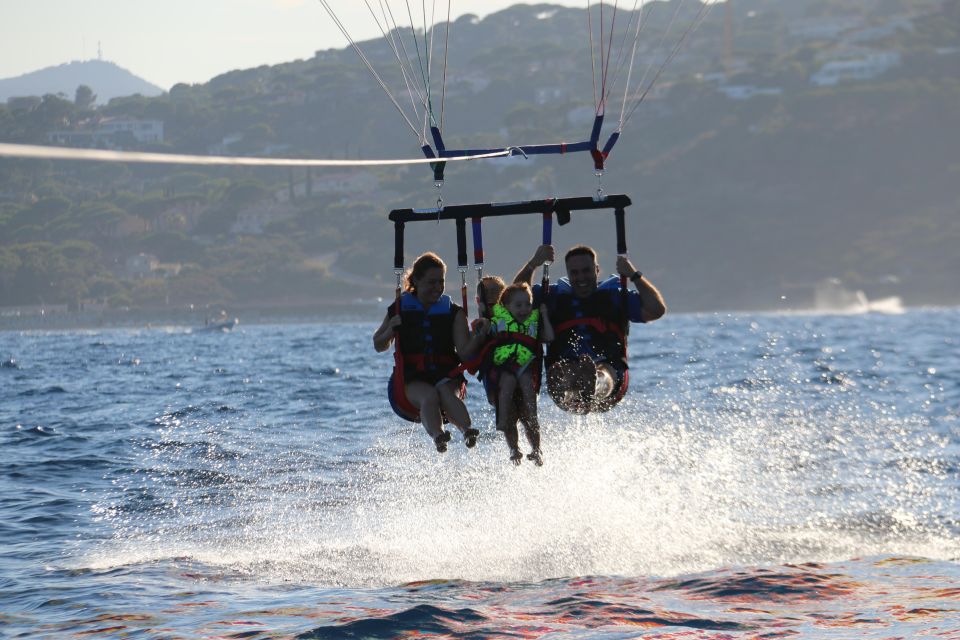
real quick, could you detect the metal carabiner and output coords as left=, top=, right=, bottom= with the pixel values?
left=594, top=170, right=606, bottom=202
left=435, top=179, right=444, bottom=215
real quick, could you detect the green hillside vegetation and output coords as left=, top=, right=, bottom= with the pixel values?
left=1, top=0, right=958, bottom=314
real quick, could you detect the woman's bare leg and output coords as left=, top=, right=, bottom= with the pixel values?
left=405, top=381, right=446, bottom=449
left=437, top=380, right=480, bottom=447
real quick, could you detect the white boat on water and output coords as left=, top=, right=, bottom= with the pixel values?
left=194, top=315, right=239, bottom=332
left=814, top=278, right=903, bottom=314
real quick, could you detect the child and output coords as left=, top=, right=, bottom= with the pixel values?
left=475, top=275, right=506, bottom=332
left=489, top=282, right=554, bottom=465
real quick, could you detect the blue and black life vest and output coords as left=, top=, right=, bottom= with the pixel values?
left=389, top=292, right=462, bottom=381
left=544, top=276, right=628, bottom=368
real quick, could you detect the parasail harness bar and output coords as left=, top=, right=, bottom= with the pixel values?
left=422, top=114, right=619, bottom=184
left=390, top=194, right=632, bottom=318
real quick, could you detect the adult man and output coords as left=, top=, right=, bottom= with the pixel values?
left=514, top=244, right=666, bottom=413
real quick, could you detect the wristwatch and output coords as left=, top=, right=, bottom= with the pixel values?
left=630, top=271, right=643, bottom=283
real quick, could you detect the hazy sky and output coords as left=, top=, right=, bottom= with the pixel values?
left=0, top=0, right=592, bottom=89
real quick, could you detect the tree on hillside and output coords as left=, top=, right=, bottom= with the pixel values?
left=74, top=85, right=97, bottom=110
left=6, top=96, right=42, bottom=113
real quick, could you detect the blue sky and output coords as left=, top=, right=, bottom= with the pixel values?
left=1, top=0, right=591, bottom=89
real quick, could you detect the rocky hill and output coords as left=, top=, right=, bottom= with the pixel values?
left=0, top=60, right=163, bottom=104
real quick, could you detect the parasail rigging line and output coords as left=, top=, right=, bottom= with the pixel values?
left=422, top=0, right=440, bottom=140
left=377, top=0, right=432, bottom=114
left=0, top=143, right=511, bottom=167
left=317, top=0, right=423, bottom=142
left=615, top=0, right=649, bottom=127
left=587, top=0, right=600, bottom=112
left=599, top=0, right=620, bottom=110
left=403, top=0, right=433, bottom=131
left=315, top=0, right=711, bottom=176
left=620, top=0, right=715, bottom=130
left=363, top=0, right=427, bottom=127
left=439, top=0, right=451, bottom=132
left=618, top=0, right=688, bottom=130
left=601, top=0, right=647, bottom=111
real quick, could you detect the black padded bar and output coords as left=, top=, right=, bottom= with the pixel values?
left=393, top=221, right=405, bottom=270
left=615, top=207, right=628, bottom=255
left=455, top=217, right=468, bottom=268
left=389, top=194, right=631, bottom=224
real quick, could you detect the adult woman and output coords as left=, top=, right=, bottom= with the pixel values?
left=373, top=252, right=489, bottom=452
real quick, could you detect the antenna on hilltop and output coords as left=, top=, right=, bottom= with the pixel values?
left=98, top=41, right=103, bottom=61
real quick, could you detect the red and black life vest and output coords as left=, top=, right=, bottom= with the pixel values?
left=544, top=276, right=628, bottom=369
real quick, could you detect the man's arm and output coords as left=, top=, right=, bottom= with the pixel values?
left=616, top=256, right=666, bottom=322
left=513, top=245, right=555, bottom=284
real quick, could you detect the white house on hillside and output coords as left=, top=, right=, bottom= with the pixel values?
left=96, top=117, right=164, bottom=143
left=230, top=204, right=297, bottom=236
left=48, top=117, right=164, bottom=146
left=789, top=16, right=863, bottom=41
left=717, top=85, right=783, bottom=100
left=811, top=51, right=901, bottom=86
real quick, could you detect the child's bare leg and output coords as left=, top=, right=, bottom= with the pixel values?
left=518, top=370, right=543, bottom=465
left=437, top=380, right=480, bottom=447
left=498, top=373, right=522, bottom=463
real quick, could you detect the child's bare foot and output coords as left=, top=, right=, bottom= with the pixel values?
left=434, top=430, right=451, bottom=453
left=463, top=428, right=480, bottom=448
left=509, top=448, right=523, bottom=465
left=526, top=449, right=543, bottom=466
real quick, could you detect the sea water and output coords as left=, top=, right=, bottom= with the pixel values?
left=1, top=308, right=959, bottom=638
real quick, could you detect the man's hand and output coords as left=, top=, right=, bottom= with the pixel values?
left=616, top=255, right=638, bottom=279
left=515, top=245, right=556, bottom=285
left=531, top=244, right=555, bottom=268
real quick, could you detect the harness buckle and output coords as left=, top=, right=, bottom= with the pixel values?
left=435, top=179, right=444, bottom=214
left=593, top=170, right=606, bottom=202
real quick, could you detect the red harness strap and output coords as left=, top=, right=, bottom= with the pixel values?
left=614, top=369, right=630, bottom=403
left=391, top=346, right=422, bottom=419
left=554, top=316, right=626, bottom=344
left=449, top=326, right=542, bottom=378
left=390, top=298, right=422, bottom=419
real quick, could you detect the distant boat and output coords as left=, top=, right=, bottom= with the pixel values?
left=194, top=315, right=238, bottom=333
left=814, top=278, right=903, bottom=314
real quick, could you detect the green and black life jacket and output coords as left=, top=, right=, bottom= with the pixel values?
left=490, top=303, right=541, bottom=368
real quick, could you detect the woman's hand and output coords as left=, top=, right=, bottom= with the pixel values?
left=373, top=313, right=401, bottom=352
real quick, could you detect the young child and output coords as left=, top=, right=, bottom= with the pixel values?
left=489, top=282, right=554, bottom=465
left=475, top=275, right=506, bottom=331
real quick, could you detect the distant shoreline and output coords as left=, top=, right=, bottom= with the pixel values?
left=0, top=301, right=386, bottom=332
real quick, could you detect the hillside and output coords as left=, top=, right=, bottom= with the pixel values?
left=1, top=0, right=958, bottom=316
left=0, top=60, right=163, bottom=104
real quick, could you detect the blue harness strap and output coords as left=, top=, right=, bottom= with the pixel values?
left=420, top=115, right=612, bottom=170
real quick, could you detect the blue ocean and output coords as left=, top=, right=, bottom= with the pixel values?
left=2, top=308, right=959, bottom=639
